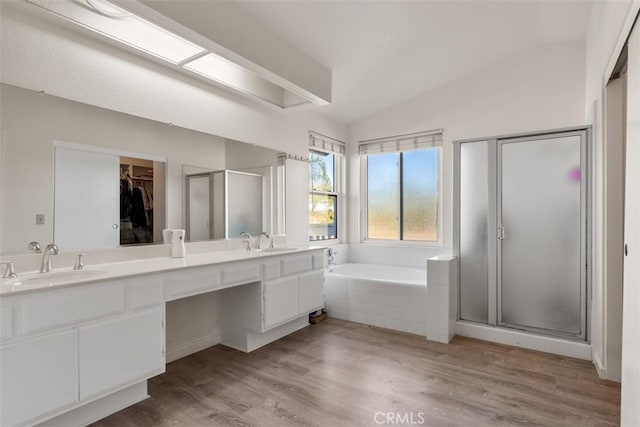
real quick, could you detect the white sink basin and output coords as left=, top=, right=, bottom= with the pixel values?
left=26, top=269, right=107, bottom=284
left=12, top=270, right=107, bottom=286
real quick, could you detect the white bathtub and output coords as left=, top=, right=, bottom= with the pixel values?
left=324, top=263, right=428, bottom=336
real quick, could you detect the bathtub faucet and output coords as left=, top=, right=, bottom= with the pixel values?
left=327, top=248, right=337, bottom=265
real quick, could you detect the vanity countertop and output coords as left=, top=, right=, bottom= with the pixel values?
left=0, top=247, right=325, bottom=297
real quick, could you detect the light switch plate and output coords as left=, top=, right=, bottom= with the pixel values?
left=36, top=214, right=45, bottom=225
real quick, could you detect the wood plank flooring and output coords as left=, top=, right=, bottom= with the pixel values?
left=92, top=319, right=620, bottom=427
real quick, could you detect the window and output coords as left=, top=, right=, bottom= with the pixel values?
left=308, top=132, right=345, bottom=242
left=361, top=130, right=442, bottom=243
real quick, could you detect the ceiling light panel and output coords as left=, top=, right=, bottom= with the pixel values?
left=26, top=0, right=205, bottom=64
left=184, top=53, right=287, bottom=107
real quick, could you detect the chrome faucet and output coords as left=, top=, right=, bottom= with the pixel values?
left=28, top=241, right=42, bottom=253
left=328, top=248, right=337, bottom=265
left=240, top=232, right=253, bottom=252
left=39, top=244, right=59, bottom=273
left=257, top=232, right=274, bottom=250
left=0, top=261, right=17, bottom=279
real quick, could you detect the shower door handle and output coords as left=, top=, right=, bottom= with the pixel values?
left=497, top=226, right=505, bottom=240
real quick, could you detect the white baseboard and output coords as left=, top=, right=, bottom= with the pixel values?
left=456, top=321, right=592, bottom=360
left=593, top=353, right=608, bottom=379
left=166, top=332, right=221, bottom=363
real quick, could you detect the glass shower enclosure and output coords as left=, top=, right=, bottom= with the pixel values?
left=454, top=128, right=590, bottom=341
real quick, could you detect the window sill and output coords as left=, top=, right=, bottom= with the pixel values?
left=359, top=239, right=442, bottom=248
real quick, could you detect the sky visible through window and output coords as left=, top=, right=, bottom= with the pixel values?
left=367, top=148, right=438, bottom=241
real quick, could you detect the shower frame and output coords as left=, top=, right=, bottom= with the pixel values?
left=452, top=126, right=592, bottom=342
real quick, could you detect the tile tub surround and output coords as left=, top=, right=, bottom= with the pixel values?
left=324, top=263, right=428, bottom=336
left=426, top=255, right=458, bottom=343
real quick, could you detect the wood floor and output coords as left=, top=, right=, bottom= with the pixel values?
left=92, top=319, right=620, bottom=427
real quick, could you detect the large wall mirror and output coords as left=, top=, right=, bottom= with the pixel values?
left=0, top=83, right=285, bottom=256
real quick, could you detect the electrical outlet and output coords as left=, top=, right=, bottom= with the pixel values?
left=36, top=214, right=45, bottom=225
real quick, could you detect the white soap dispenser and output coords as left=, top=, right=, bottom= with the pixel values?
left=171, top=229, right=186, bottom=258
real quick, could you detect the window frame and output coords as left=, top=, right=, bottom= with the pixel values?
left=309, top=148, right=343, bottom=243
left=360, top=147, right=442, bottom=246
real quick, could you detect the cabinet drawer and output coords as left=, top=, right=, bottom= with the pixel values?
left=23, top=283, right=125, bottom=334
left=1, top=330, right=78, bottom=427
left=299, top=270, right=324, bottom=314
left=262, top=261, right=280, bottom=281
left=79, top=306, right=165, bottom=400
left=281, top=255, right=312, bottom=276
left=127, top=275, right=164, bottom=309
left=168, top=267, right=220, bottom=299
left=222, top=264, right=260, bottom=287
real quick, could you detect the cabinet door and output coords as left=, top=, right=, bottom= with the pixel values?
left=1, top=330, right=78, bottom=426
left=298, top=270, right=324, bottom=314
left=263, top=276, right=298, bottom=330
left=79, top=307, right=165, bottom=400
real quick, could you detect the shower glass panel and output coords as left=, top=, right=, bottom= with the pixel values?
left=227, top=171, right=263, bottom=237
left=459, top=141, right=490, bottom=323
left=499, top=135, right=583, bottom=335
left=187, top=175, right=212, bottom=241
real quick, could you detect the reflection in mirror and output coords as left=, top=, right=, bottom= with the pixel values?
left=186, top=170, right=263, bottom=241
left=0, top=83, right=285, bottom=256
left=53, top=143, right=166, bottom=253
left=183, top=140, right=286, bottom=242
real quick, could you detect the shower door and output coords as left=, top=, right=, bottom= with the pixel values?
left=456, top=128, right=589, bottom=341
left=498, top=133, right=587, bottom=339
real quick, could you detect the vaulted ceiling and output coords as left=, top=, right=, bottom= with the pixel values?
left=235, top=1, right=592, bottom=122
left=2, top=1, right=592, bottom=125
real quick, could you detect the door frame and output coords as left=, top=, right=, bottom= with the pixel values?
left=495, top=129, right=590, bottom=341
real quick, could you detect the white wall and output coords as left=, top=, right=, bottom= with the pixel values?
left=347, top=41, right=586, bottom=257
left=621, top=18, right=640, bottom=427
left=0, top=84, right=226, bottom=255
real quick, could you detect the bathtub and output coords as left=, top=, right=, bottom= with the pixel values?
left=324, top=263, right=428, bottom=336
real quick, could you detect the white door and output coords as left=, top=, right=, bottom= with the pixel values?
left=263, top=276, right=298, bottom=330
left=78, top=307, right=165, bottom=400
left=54, top=146, right=119, bottom=252
left=0, top=330, right=78, bottom=426
left=621, top=23, right=640, bottom=427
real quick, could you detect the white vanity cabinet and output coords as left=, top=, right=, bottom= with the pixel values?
left=0, top=276, right=165, bottom=427
left=0, top=330, right=79, bottom=427
left=263, top=276, right=300, bottom=328
left=0, top=248, right=325, bottom=426
left=79, top=307, right=165, bottom=400
left=298, top=270, right=324, bottom=314
left=219, top=249, right=325, bottom=352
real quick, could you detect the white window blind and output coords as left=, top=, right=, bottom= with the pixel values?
left=309, top=131, right=346, bottom=155
left=358, top=129, right=443, bottom=155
